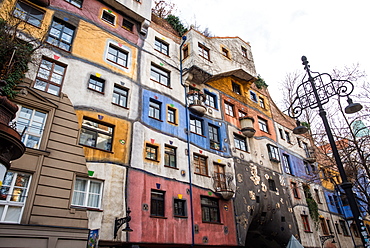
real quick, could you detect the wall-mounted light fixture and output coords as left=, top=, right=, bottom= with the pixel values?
left=114, top=208, right=133, bottom=239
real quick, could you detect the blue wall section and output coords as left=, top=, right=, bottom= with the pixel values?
left=142, top=89, right=230, bottom=156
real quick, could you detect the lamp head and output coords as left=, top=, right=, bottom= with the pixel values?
left=293, top=120, right=308, bottom=134
left=331, top=239, right=336, bottom=244
left=122, top=226, right=133, bottom=232
left=345, top=97, right=363, bottom=114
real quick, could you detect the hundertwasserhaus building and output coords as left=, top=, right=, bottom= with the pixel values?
left=0, top=0, right=365, bottom=247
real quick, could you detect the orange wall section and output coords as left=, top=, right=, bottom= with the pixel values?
left=75, top=110, right=131, bottom=164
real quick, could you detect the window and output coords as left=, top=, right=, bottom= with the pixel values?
left=112, top=85, right=128, bottom=108
left=258, top=117, right=268, bottom=133
left=198, top=43, right=210, bottom=60
left=150, top=64, right=170, bottom=87
left=145, top=144, right=158, bottom=161
left=291, top=182, right=299, bottom=198
left=224, top=102, right=234, bottom=117
left=250, top=91, right=257, bottom=102
left=304, top=162, right=311, bottom=175
left=204, top=91, right=216, bottom=109
left=194, top=154, right=207, bottom=176
left=238, top=111, right=247, bottom=118
left=314, top=189, right=322, bottom=204
left=297, top=138, right=302, bottom=147
left=46, top=18, right=75, bottom=51
left=208, top=124, right=220, bottom=150
left=122, top=18, right=134, bottom=31
left=267, top=144, right=280, bottom=162
left=259, top=97, right=265, bottom=108
left=351, top=224, right=359, bottom=237
left=201, top=196, right=220, bottom=223
left=107, top=44, right=128, bottom=68
left=232, top=82, right=241, bottom=95
left=213, top=163, right=226, bottom=190
left=101, top=10, right=115, bottom=25
left=183, top=45, right=189, bottom=59
left=88, top=75, right=105, bottom=93
left=333, top=195, right=342, bottom=214
left=268, top=179, right=276, bottom=191
left=149, top=99, right=161, bottom=120
left=72, top=178, right=102, bottom=209
left=15, top=106, right=47, bottom=149
left=285, top=131, right=291, bottom=143
left=34, top=57, right=66, bottom=96
left=0, top=171, right=31, bottom=223
left=339, top=220, right=349, bottom=236
left=279, top=129, right=284, bottom=139
left=320, top=217, right=329, bottom=235
left=234, top=134, right=247, bottom=152
left=155, top=38, right=169, bottom=55
left=64, top=0, right=83, bottom=8
left=13, top=1, right=44, bottom=27
left=174, top=199, right=186, bottom=217
left=241, top=46, right=248, bottom=58
left=327, top=219, right=333, bottom=234
left=301, top=215, right=311, bottom=232
left=190, top=116, right=203, bottom=135
left=150, top=190, right=164, bottom=217
left=282, top=154, right=292, bottom=174
left=221, top=47, right=229, bottom=58
left=79, top=118, right=113, bottom=151
left=167, top=107, right=176, bottom=124
left=164, top=145, right=176, bottom=168
left=335, top=222, right=341, bottom=234
left=328, top=195, right=334, bottom=205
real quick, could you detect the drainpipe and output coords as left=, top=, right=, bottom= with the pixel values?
left=180, top=35, right=195, bottom=247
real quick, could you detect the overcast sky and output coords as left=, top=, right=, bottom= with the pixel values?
left=167, top=0, right=370, bottom=103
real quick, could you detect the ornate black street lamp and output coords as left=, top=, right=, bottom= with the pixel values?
left=113, top=208, right=133, bottom=239
left=289, top=56, right=369, bottom=247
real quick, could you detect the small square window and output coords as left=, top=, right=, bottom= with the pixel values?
left=174, top=199, right=186, bottom=217
left=146, top=144, right=158, bottom=161
left=107, top=44, right=128, bottom=68
left=155, top=38, right=169, bottom=55
left=183, top=45, right=189, bottom=59
left=258, top=117, right=268, bottom=133
left=222, top=47, right=229, bottom=58
left=112, top=85, right=128, bottom=108
left=102, top=10, right=115, bottom=25
left=88, top=75, right=105, bottom=93
left=241, top=46, right=248, bottom=59
left=238, top=111, right=247, bottom=118
left=232, top=82, right=241, bottom=95
left=79, top=118, right=113, bottom=151
left=122, top=18, right=134, bottom=31
left=198, top=43, right=210, bottom=60
left=250, top=91, right=257, bottom=102
left=234, top=134, right=247, bottom=152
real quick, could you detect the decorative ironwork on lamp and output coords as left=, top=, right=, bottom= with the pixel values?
left=113, top=208, right=133, bottom=239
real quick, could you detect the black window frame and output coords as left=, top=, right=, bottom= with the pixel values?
left=232, top=81, right=241, bottom=95
left=122, top=18, right=134, bottom=31
left=208, top=124, right=220, bottom=150
left=101, top=10, right=116, bottom=25
left=234, top=133, right=247, bottom=152
left=79, top=118, right=114, bottom=151
left=13, top=1, right=45, bottom=27
left=164, top=145, right=176, bottom=168
left=150, top=190, right=165, bottom=217
left=198, top=43, right=210, bottom=60
left=258, top=117, right=269, bottom=133
left=339, top=220, right=349, bottom=236
left=174, top=199, right=186, bottom=217
left=267, top=144, right=280, bottom=162
left=190, top=116, right=203, bottom=135
left=268, top=179, right=276, bottom=191
left=46, top=18, right=75, bottom=51
left=282, top=154, right=292, bottom=174
left=107, top=44, right=128, bottom=68
left=149, top=99, right=161, bottom=120
left=150, top=64, right=170, bottom=87
left=155, top=38, right=169, bottom=55
left=88, top=75, right=105, bottom=93
left=259, top=97, right=265, bottom=108
left=201, top=196, right=220, bottom=223
left=145, top=143, right=158, bottom=161
left=112, top=84, right=129, bottom=108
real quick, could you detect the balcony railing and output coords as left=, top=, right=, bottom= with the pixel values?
left=212, top=172, right=235, bottom=200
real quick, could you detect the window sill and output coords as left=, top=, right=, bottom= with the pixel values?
left=304, top=230, right=313, bottom=233
left=112, top=102, right=129, bottom=109
left=80, top=144, right=113, bottom=153
left=70, top=205, right=103, bottom=212
left=145, top=158, right=159, bottom=163
left=150, top=79, right=172, bottom=89
left=164, top=165, right=179, bottom=170
left=150, top=215, right=167, bottom=219
left=149, top=116, right=163, bottom=122
left=45, top=42, right=72, bottom=53
left=194, top=172, right=210, bottom=178
left=174, top=215, right=188, bottom=219
left=107, top=59, right=128, bottom=69
left=202, top=221, right=223, bottom=225
left=154, top=49, right=170, bottom=57
left=167, top=121, right=178, bottom=126
left=190, top=132, right=206, bottom=137
left=235, top=148, right=249, bottom=153
left=88, top=88, right=105, bottom=94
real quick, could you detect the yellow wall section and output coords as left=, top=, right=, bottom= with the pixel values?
left=75, top=110, right=131, bottom=164
left=73, top=20, right=138, bottom=80
left=208, top=76, right=272, bottom=118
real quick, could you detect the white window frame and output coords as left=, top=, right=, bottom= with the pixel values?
left=71, top=178, right=103, bottom=209
left=0, top=171, right=32, bottom=223
left=14, top=106, right=47, bottom=149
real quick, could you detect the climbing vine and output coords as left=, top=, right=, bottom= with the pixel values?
left=254, top=75, right=268, bottom=89
left=0, top=18, right=36, bottom=98
left=303, top=184, right=319, bottom=227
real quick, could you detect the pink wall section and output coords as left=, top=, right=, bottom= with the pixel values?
left=127, top=169, right=237, bottom=246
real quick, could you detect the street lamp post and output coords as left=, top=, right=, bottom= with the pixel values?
left=289, top=56, right=369, bottom=247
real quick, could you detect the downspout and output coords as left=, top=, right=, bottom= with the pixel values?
left=180, top=35, right=195, bottom=247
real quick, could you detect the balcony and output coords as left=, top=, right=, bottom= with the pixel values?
left=239, top=116, right=256, bottom=137
left=187, top=90, right=206, bottom=116
left=304, top=147, right=316, bottom=163
left=212, top=172, right=235, bottom=200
